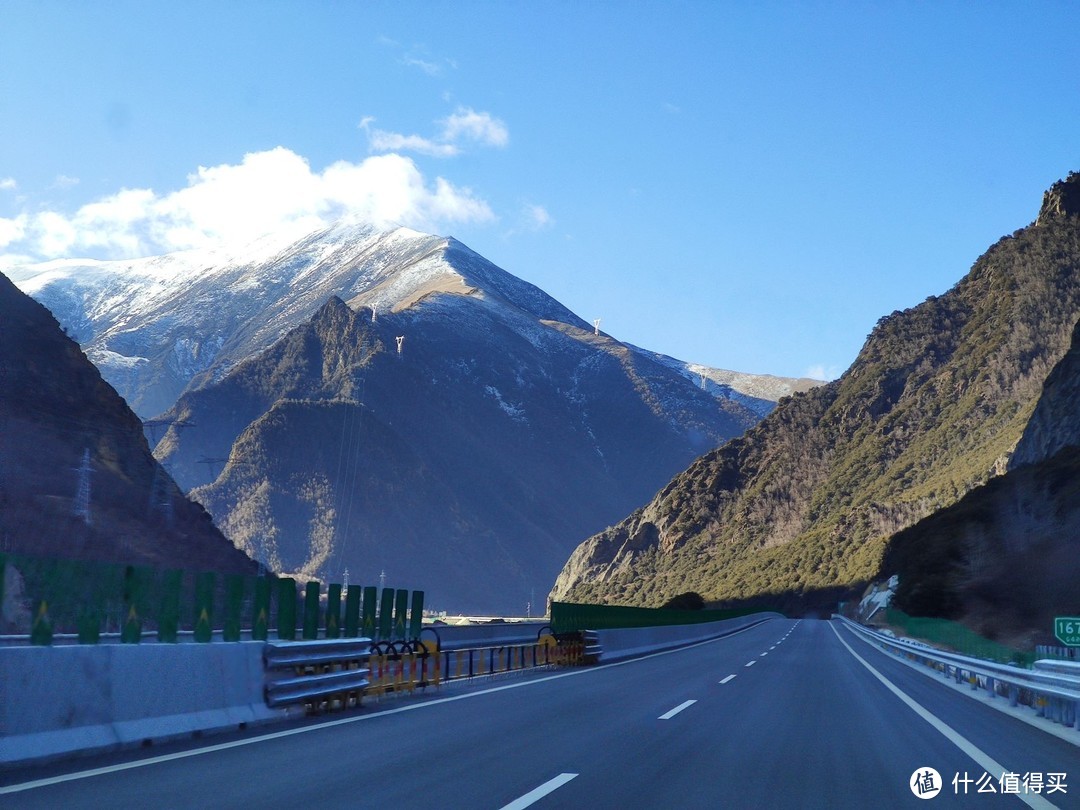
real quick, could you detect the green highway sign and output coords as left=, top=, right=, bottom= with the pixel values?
left=1054, top=617, right=1080, bottom=647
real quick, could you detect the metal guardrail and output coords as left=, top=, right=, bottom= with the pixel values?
left=837, top=616, right=1080, bottom=732
left=264, top=638, right=371, bottom=710
left=582, top=630, right=602, bottom=662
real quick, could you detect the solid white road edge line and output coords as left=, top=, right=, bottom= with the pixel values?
left=499, top=773, right=578, bottom=810
left=658, top=700, right=697, bottom=720
left=838, top=622, right=1080, bottom=749
left=1, top=619, right=779, bottom=794
left=829, top=623, right=1055, bottom=810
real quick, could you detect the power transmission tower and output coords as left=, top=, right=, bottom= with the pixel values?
left=142, top=418, right=196, bottom=444
left=371, top=304, right=377, bottom=323
left=593, top=318, right=601, bottom=336
left=395, top=336, right=405, bottom=356
left=73, top=448, right=93, bottom=525
left=197, top=456, right=230, bottom=481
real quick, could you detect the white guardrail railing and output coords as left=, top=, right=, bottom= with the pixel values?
left=836, top=616, right=1080, bottom=733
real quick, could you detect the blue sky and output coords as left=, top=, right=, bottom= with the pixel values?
left=2, top=2, right=1078, bottom=380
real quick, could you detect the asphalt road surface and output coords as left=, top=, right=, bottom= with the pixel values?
left=3, top=618, right=1077, bottom=808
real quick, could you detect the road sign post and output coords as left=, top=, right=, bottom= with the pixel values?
left=1053, top=617, right=1080, bottom=647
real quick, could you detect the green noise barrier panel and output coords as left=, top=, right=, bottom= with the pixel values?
left=0, top=552, right=423, bottom=645
left=378, top=588, right=395, bottom=641
left=362, top=586, right=378, bottom=639
left=326, top=583, right=342, bottom=639
left=344, top=586, right=362, bottom=637
left=302, top=581, right=320, bottom=640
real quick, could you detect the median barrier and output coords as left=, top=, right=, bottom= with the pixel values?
left=589, top=613, right=782, bottom=663
left=0, top=641, right=285, bottom=766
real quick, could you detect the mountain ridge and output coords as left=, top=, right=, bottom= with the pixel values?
left=551, top=173, right=1080, bottom=612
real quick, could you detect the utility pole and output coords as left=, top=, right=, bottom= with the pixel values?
left=371, top=303, right=377, bottom=323
left=379, top=569, right=387, bottom=590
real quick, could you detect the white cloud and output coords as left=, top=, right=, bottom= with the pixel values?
left=364, top=106, right=508, bottom=158
left=52, top=174, right=80, bottom=189
left=2, top=147, right=496, bottom=263
left=402, top=55, right=442, bottom=77
left=805, top=364, right=842, bottom=381
left=0, top=177, right=16, bottom=191
left=368, top=129, right=459, bottom=158
left=440, top=108, right=509, bottom=148
left=0, top=214, right=27, bottom=247
left=523, top=203, right=553, bottom=231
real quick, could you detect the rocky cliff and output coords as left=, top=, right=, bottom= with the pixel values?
left=552, top=173, right=1080, bottom=612
left=0, top=272, right=258, bottom=574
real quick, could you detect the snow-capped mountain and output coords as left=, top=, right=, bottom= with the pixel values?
left=11, top=221, right=813, bottom=421
left=12, top=222, right=814, bottom=611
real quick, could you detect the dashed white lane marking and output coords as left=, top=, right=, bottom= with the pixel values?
left=829, top=624, right=1055, bottom=810
left=745, top=660, right=757, bottom=667
left=719, top=674, right=737, bottom=684
left=658, top=700, right=697, bottom=720
left=759, top=652, right=768, bottom=657
left=500, top=773, right=579, bottom=810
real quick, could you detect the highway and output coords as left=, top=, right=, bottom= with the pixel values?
left=3, top=618, right=1077, bottom=808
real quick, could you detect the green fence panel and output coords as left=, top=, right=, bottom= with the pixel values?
left=378, top=588, right=395, bottom=642
left=344, top=585, right=361, bottom=637
left=224, top=575, right=245, bottom=642
left=75, top=561, right=106, bottom=644
left=277, top=578, right=297, bottom=640
left=392, top=589, right=408, bottom=641
left=158, top=569, right=182, bottom=643
left=121, top=565, right=148, bottom=643
left=253, top=576, right=271, bottom=641
left=30, top=598, right=52, bottom=645
left=302, top=581, right=320, bottom=640
left=409, top=590, right=424, bottom=640
left=28, top=557, right=62, bottom=645
left=362, top=586, right=378, bottom=639
left=883, top=608, right=1034, bottom=667
left=325, top=583, right=342, bottom=639
left=194, top=572, right=215, bottom=643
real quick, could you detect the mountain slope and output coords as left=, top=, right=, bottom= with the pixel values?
left=156, top=284, right=757, bottom=612
left=551, top=172, right=1080, bottom=611
left=883, top=306, right=1080, bottom=645
left=0, top=271, right=257, bottom=574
